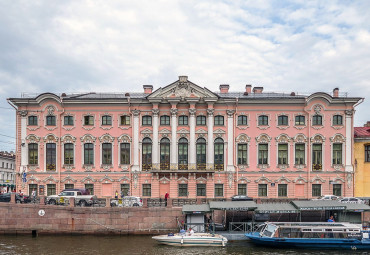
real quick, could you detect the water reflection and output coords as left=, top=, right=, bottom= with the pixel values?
left=0, top=235, right=364, bottom=255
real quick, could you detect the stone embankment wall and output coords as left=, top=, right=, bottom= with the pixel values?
left=0, top=199, right=184, bottom=235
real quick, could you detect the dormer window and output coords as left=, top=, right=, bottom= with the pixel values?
left=46, top=116, right=56, bottom=126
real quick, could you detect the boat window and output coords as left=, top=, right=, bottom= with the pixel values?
left=302, top=229, right=311, bottom=232
left=262, top=224, right=278, bottom=237
left=325, top=229, right=333, bottom=232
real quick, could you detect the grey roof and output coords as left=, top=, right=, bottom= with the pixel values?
left=292, top=200, right=346, bottom=211
left=182, top=204, right=210, bottom=213
left=255, top=203, right=299, bottom=213
left=209, top=201, right=257, bottom=211
left=343, top=203, right=370, bottom=211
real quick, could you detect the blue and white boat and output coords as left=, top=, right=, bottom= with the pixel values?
left=246, top=222, right=370, bottom=250
left=152, top=232, right=228, bottom=247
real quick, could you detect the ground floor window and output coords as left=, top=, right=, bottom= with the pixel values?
left=29, top=184, right=38, bottom=196
left=142, top=184, right=151, bottom=197
left=312, top=184, right=321, bottom=197
left=178, top=184, right=188, bottom=197
left=85, top=184, right=94, bottom=195
left=333, top=184, right=342, bottom=196
left=47, top=184, right=56, bottom=196
left=214, top=184, right=223, bottom=197
left=64, top=184, right=74, bottom=190
left=238, top=184, right=247, bottom=196
left=197, top=184, right=206, bottom=196
left=278, top=184, right=287, bottom=197
left=258, top=184, right=267, bottom=197
left=121, top=184, right=130, bottom=196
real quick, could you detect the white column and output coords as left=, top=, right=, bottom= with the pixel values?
left=170, top=108, right=178, bottom=170
left=189, top=108, right=196, bottom=169
left=227, top=110, right=235, bottom=171
left=132, top=110, right=140, bottom=171
left=207, top=108, right=214, bottom=169
left=345, top=110, right=354, bottom=172
left=152, top=109, right=159, bottom=170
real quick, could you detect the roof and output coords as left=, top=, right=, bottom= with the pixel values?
left=255, top=203, right=299, bottom=213
left=209, top=201, right=257, bottom=211
left=343, top=203, right=370, bottom=211
left=354, top=127, right=370, bottom=138
left=292, top=200, right=346, bottom=211
left=182, top=204, right=210, bottom=213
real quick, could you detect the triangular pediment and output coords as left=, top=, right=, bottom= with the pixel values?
left=148, top=76, right=218, bottom=101
left=195, top=128, right=208, bottom=134
left=159, top=128, right=171, bottom=134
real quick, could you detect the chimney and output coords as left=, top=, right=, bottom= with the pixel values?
left=333, top=88, right=339, bottom=97
left=219, top=84, right=230, bottom=93
left=143, top=85, right=153, bottom=94
left=364, top=121, right=370, bottom=127
left=253, top=86, right=263, bottom=94
left=245, top=85, right=252, bottom=94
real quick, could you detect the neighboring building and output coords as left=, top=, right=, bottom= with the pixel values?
left=0, top=151, right=16, bottom=192
left=8, top=76, right=362, bottom=199
left=354, top=122, right=370, bottom=197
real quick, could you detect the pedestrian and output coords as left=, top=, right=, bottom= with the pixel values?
left=31, top=189, right=36, bottom=203
left=115, top=190, right=118, bottom=199
left=328, top=215, right=335, bottom=222
left=165, top=192, right=169, bottom=206
left=19, top=190, right=23, bottom=196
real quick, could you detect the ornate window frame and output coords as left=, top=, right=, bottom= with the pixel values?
left=44, top=105, right=58, bottom=131
left=82, top=113, right=96, bottom=131
left=99, top=134, right=115, bottom=171
left=118, top=134, right=132, bottom=171
left=330, top=134, right=345, bottom=170
left=293, top=113, right=307, bottom=130
left=275, top=134, right=291, bottom=170
left=61, top=134, right=76, bottom=171
left=255, top=134, right=271, bottom=169
left=310, top=134, right=326, bottom=171
left=26, top=134, right=41, bottom=171
left=311, top=104, right=325, bottom=130
left=80, top=134, right=96, bottom=171
left=276, top=113, right=290, bottom=130
left=62, top=113, right=75, bottom=131
left=100, top=113, right=113, bottom=130
left=331, top=113, right=344, bottom=130
left=43, top=134, right=59, bottom=172
left=256, top=113, right=270, bottom=130
left=235, top=134, right=250, bottom=169
left=118, top=113, right=131, bottom=130
left=236, top=113, right=249, bottom=129
left=293, top=134, right=308, bottom=170
left=27, top=114, right=41, bottom=131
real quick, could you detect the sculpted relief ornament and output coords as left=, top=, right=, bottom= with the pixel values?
left=152, top=109, right=160, bottom=117
left=188, top=108, right=196, bottom=116
left=207, top=109, right=214, bottom=117
left=170, top=108, right=178, bottom=116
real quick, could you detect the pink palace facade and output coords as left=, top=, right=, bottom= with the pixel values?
left=8, top=76, right=362, bottom=199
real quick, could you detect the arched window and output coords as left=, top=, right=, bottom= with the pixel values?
left=142, top=138, right=152, bottom=170
left=214, top=115, right=224, bottom=126
left=238, top=115, right=248, bottom=125
left=178, top=138, right=188, bottom=170
left=160, top=138, right=170, bottom=170
left=196, top=138, right=206, bottom=170
left=214, top=138, right=224, bottom=170
left=160, top=115, right=170, bottom=125
left=196, top=115, right=206, bottom=126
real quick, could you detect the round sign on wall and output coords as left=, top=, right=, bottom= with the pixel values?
left=38, top=209, right=45, bottom=216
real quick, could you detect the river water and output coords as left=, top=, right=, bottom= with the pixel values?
left=0, top=235, right=364, bottom=255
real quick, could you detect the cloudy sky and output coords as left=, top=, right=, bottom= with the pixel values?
left=0, top=0, right=369, bottom=152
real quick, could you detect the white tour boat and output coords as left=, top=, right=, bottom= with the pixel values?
left=152, top=232, right=228, bottom=247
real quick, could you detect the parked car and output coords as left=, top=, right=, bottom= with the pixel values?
left=46, top=190, right=97, bottom=206
left=312, top=195, right=340, bottom=201
left=231, top=195, right=253, bottom=201
left=0, top=193, right=24, bottom=203
left=62, top=189, right=90, bottom=195
left=110, top=196, right=143, bottom=207
left=339, top=197, right=365, bottom=204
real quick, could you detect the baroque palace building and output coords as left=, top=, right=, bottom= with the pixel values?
left=8, top=76, right=362, bottom=199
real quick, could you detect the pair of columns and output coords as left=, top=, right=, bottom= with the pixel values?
left=131, top=106, right=235, bottom=171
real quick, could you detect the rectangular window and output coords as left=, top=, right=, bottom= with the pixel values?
left=46, top=116, right=56, bottom=126
left=102, top=115, right=112, bottom=125
left=142, top=116, right=152, bottom=126
left=258, top=115, right=268, bottom=126
left=196, top=116, right=206, bottom=126
left=312, top=144, right=322, bottom=170
left=333, top=143, right=342, bottom=165
left=120, top=115, right=130, bottom=125
left=278, top=184, right=287, bottom=197
left=295, top=115, right=305, bottom=125
left=64, top=116, right=74, bottom=126
left=160, top=115, right=170, bottom=125
left=258, top=184, right=267, bottom=197
left=215, top=184, right=223, bottom=197
left=46, top=143, right=56, bottom=171
left=178, top=116, right=188, bottom=125
left=121, top=184, right=130, bottom=196
left=278, top=115, right=288, bottom=126
left=84, top=116, right=94, bottom=125
left=333, top=115, right=343, bottom=125
left=64, top=143, right=74, bottom=165
left=64, top=184, right=74, bottom=189
left=238, top=115, right=248, bottom=125
left=333, top=184, right=342, bottom=196
left=84, top=143, right=94, bottom=165
left=258, top=144, right=268, bottom=164
left=197, top=184, right=206, bottom=196
left=29, top=143, right=38, bottom=165
left=47, top=184, right=56, bottom=196
left=366, top=145, right=370, bottom=162
left=120, top=143, right=130, bottom=165
left=214, top=116, right=224, bottom=126
left=28, top=116, right=38, bottom=126
left=295, top=143, right=305, bottom=165
left=85, top=184, right=94, bottom=195
left=312, top=115, right=322, bottom=126
left=29, top=184, right=38, bottom=196
left=102, top=143, right=112, bottom=165
left=178, top=184, right=188, bottom=197
left=142, top=184, right=151, bottom=197
left=312, top=184, right=321, bottom=197
left=237, top=144, right=248, bottom=165
left=278, top=144, right=288, bottom=165
left=238, top=184, right=247, bottom=196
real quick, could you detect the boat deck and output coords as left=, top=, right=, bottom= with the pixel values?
left=216, top=231, right=249, bottom=241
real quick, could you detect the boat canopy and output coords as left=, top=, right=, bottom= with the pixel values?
left=182, top=204, right=211, bottom=214
left=255, top=203, right=299, bottom=214
left=209, top=201, right=257, bottom=211
left=292, top=200, right=347, bottom=211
